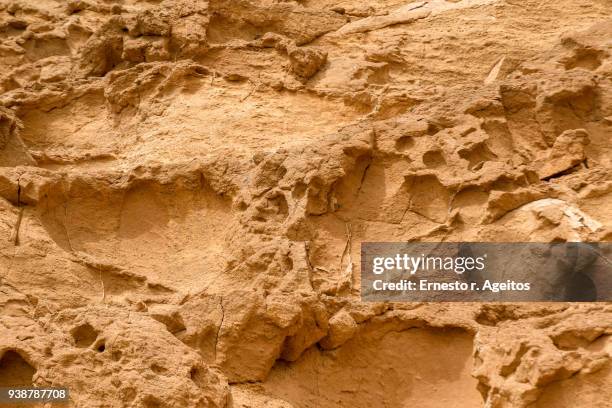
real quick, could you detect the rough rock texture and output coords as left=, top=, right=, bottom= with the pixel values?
left=0, top=0, right=611, bottom=407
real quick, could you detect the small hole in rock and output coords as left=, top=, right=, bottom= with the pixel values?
left=0, top=350, right=36, bottom=387
left=395, top=136, right=415, bottom=152
left=190, top=366, right=206, bottom=387
left=143, top=396, right=163, bottom=408
left=423, top=150, right=446, bottom=168
left=71, top=323, right=99, bottom=348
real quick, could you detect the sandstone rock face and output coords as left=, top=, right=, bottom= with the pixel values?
left=0, top=0, right=611, bottom=407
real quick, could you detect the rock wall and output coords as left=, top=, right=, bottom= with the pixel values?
left=0, top=0, right=611, bottom=407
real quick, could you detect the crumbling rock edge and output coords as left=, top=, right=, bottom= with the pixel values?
left=1, top=0, right=611, bottom=407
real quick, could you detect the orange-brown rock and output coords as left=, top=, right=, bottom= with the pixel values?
left=0, top=0, right=610, bottom=407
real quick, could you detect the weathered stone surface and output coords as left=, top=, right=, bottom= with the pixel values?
left=0, top=0, right=610, bottom=407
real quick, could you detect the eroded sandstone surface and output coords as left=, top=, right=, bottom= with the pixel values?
left=0, top=0, right=611, bottom=407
